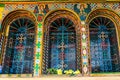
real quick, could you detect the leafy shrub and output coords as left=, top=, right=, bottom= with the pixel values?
left=46, top=68, right=81, bottom=76
left=46, top=68, right=57, bottom=74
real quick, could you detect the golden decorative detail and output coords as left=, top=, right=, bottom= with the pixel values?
left=0, top=0, right=108, bottom=4
left=1, top=0, right=120, bottom=4
left=107, top=0, right=120, bottom=1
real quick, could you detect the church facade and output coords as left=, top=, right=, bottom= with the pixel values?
left=0, top=0, right=120, bottom=77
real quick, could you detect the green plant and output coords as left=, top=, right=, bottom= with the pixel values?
left=46, top=68, right=81, bottom=76
left=46, top=68, right=57, bottom=74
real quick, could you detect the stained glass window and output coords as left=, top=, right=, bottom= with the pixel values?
left=2, top=18, right=35, bottom=74
left=42, top=17, right=78, bottom=73
left=89, top=17, right=120, bottom=73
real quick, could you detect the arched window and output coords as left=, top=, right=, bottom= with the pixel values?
left=1, top=10, right=36, bottom=74
left=2, top=17, right=35, bottom=74
left=3, top=17, right=35, bottom=74
left=42, top=10, right=81, bottom=73
left=89, top=17, right=120, bottom=73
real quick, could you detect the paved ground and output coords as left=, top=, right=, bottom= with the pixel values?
left=1, top=77, right=120, bottom=80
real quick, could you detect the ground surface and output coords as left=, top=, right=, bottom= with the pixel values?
left=1, top=77, right=120, bottom=80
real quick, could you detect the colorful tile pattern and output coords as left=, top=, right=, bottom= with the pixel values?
left=34, top=22, right=42, bottom=76
left=0, top=2, right=120, bottom=77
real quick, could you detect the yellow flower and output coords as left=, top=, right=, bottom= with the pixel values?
left=73, top=70, right=80, bottom=75
left=64, top=70, right=69, bottom=74
left=57, top=69, right=62, bottom=75
left=68, top=69, right=74, bottom=74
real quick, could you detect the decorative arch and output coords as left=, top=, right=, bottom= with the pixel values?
left=0, top=10, right=37, bottom=74
left=86, top=9, right=120, bottom=73
left=41, top=9, right=82, bottom=74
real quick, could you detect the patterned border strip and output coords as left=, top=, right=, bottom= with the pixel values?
left=81, top=22, right=89, bottom=75
left=34, top=22, right=42, bottom=76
